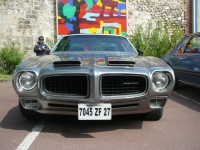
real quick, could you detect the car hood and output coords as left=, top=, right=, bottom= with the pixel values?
left=22, top=52, right=167, bottom=69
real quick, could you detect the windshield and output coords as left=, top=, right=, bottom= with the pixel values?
left=51, top=35, right=137, bottom=53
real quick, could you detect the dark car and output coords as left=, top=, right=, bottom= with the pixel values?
left=162, top=32, right=200, bottom=88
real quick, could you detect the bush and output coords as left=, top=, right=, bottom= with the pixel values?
left=46, top=37, right=57, bottom=49
left=0, top=42, right=26, bottom=75
left=129, top=20, right=184, bottom=58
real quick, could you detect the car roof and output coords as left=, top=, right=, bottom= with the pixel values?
left=187, top=32, right=200, bottom=36
left=61, top=34, right=126, bottom=38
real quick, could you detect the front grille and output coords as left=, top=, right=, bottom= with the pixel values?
left=101, top=75, right=147, bottom=96
left=43, top=75, right=89, bottom=97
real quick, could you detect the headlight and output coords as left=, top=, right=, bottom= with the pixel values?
left=152, top=72, right=169, bottom=90
left=19, top=72, right=37, bottom=90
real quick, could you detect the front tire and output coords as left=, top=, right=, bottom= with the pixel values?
left=144, top=108, right=163, bottom=121
left=19, top=102, right=43, bottom=120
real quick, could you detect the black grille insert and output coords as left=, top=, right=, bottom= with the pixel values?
left=101, top=75, right=147, bottom=96
left=43, top=75, right=89, bottom=97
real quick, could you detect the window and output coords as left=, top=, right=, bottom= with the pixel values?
left=52, top=35, right=137, bottom=53
left=184, top=37, right=200, bottom=53
left=175, top=37, right=190, bottom=55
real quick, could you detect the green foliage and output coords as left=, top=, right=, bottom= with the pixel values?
left=129, top=20, right=184, bottom=58
left=0, top=42, right=26, bottom=75
left=0, top=74, right=12, bottom=79
left=46, top=37, right=57, bottom=49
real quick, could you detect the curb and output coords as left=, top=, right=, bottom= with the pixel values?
left=0, top=79, right=12, bottom=83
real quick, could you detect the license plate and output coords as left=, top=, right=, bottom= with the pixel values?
left=78, top=103, right=112, bottom=120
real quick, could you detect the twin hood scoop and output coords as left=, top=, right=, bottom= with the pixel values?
left=53, top=55, right=135, bottom=67
left=53, top=60, right=135, bottom=67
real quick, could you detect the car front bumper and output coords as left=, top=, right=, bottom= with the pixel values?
left=19, top=95, right=168, bottom=115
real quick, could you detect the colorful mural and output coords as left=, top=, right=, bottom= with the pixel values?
left=57, top=0, right=127, bottom=37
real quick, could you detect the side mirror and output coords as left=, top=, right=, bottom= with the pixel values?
left=137, top=49, right=143, bottom=56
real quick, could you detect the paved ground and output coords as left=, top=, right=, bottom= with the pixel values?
left=0, top=83, right=200, bottom=150
left=173, top=83, right=200, bottom=103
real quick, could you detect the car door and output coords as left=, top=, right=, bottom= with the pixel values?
left=171, top=36, right=200, bottom=85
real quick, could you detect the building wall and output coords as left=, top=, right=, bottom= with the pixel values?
left=0, top=0, right=56, bottom=53
left=127, top=0, right=190, bottom=34
left=0, top=0, right=193, bottom=54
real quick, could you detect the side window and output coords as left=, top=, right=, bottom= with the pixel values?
left=184, top=37, right=200, bottom=53
left=175, top=37, right=190, bottom=55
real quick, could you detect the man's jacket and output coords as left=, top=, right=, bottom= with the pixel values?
left=34, top=42, right=50, bottom=56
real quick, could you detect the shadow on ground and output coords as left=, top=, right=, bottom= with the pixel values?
left=170, top=83, right=200, bottom=113
left=0, top=106, right=144, bottom=138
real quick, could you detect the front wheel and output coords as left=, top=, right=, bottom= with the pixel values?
left=144, top=108, right=163, bottom=121
left=19, top=102, right=43, bottom=120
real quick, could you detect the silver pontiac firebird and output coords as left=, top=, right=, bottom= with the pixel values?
left=12, top=34, right=175, bottom=121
